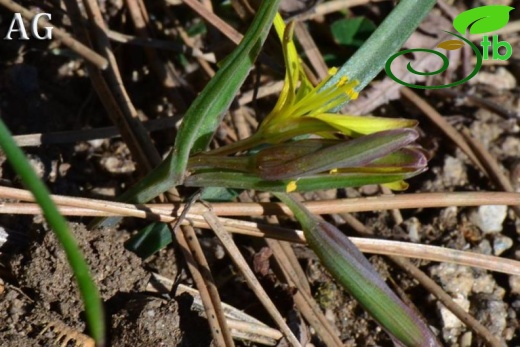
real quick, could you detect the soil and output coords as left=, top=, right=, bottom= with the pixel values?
left=0, top=0, right=520, bottom=347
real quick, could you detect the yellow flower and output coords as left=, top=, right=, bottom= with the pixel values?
left=257, top=14, right=416, bottom=143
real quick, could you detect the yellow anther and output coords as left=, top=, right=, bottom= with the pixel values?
left=337, top=76, right=348, bottom=87
left=286, top=181, right=298, bottom=192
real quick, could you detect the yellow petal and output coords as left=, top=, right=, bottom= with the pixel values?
left=382, top=180, right=409, bottom=191
left=310, top=114, right=417, bottom=137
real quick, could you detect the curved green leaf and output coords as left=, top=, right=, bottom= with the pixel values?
left=453, top=5, right=514, bottom=35
left=0, top=118, right=105, bottom=345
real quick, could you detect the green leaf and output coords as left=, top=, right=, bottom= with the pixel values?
left=93, top=0, right=281, bottom=228
left=453, top=5, right=514, bottom=35
left=331, top=17, right=376, bottom=47
left=0, top=119, right=105, bottom=344
left=125, top=223, right=172, bottom=259
left=200, top=187, right=240, bottom=202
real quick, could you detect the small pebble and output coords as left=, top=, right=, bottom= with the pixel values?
left=509, top=276, right=520, bottom=295
left=403, top=217, right=421, bottom=242
left=477, top=239, right=493, bottom=255
left=439, top=294, right=470, bottom=329
left=442, top=156, right=467, bottom=187
left=468, top=205, right=507, bottom=234
left=493, top=235, right=513, bottom=256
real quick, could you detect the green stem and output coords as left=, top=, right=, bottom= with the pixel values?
left=0, top=118, right=105, bottom=345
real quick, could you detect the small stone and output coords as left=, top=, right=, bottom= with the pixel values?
left=430, top=263, right=474, bottom=296
left=459, top=331, right=472, bottom=347
left=442, top=156, right=467, bottom=187
left=493, top=235, right=513, bottom=256
left=477, top=239, right=493, bottom=255
left=472, top=274, right=496, bottom=294
left=509, top=276, right=520, bottom=295
left=439, top=294, right=470, bottom=329
left=468, top=205, right=508, bottom=234
left=403, top=217, right=421, bottom=242
left=472, top=67, right=516, bottom=90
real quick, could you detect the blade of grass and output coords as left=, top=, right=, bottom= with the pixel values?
left=0, top=117, right=105, bottom=345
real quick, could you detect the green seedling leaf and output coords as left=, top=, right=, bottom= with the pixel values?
left=257, top=129, right=419, bottom=180
left=274, top=193, right=440, bottom=347
left=437, top=39, right=465, bottom=50
left=453, top=5, right=514, bottom=35
left=331, top=17, right=376, bottom=48
left=125, top=222, right=172, bottom=259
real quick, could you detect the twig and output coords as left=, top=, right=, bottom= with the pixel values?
left=5, top=185, right=520, bottom=219
left=390, top=257, right=506, bottom=347
left=0, top=0, right=107, bottom=69
left=203, top=211, right=302, bottom=346
left=2, top=206, right=520, bottom=276
left=148, top=274, right=282, bottom=344
left=125, top=0, right=186, bottom=111
left=177, top=223, right=234, bottom=347
left=63, top=0, right=162, bottom=174
left=255, top=193, right=343, bottom=347
left=106, top=29, right=216, bottom=62
left=12, top=117, right=179, bottom=147
left=460, top=127, right=520, bottom=219
left=294, top=22, right=328, bottom=79
left=298, top=0, right=390, bottom=21
left=431, top=89, right=519, bottom=120
left=178, top=0, right=242, bottom=45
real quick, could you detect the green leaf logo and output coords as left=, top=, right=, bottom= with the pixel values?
left=453, top=5, right=514, bottom=35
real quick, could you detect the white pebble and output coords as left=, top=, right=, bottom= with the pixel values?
left=468, top=205, right=507, bottom=234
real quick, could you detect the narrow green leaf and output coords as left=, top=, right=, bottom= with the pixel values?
left=174, top=0, right=281, bottom=162
left=0, top=118, right=105, bottom=345
left=125, top=222, right=172, bottom=259
left=94, top=0, right=281, bottom=227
